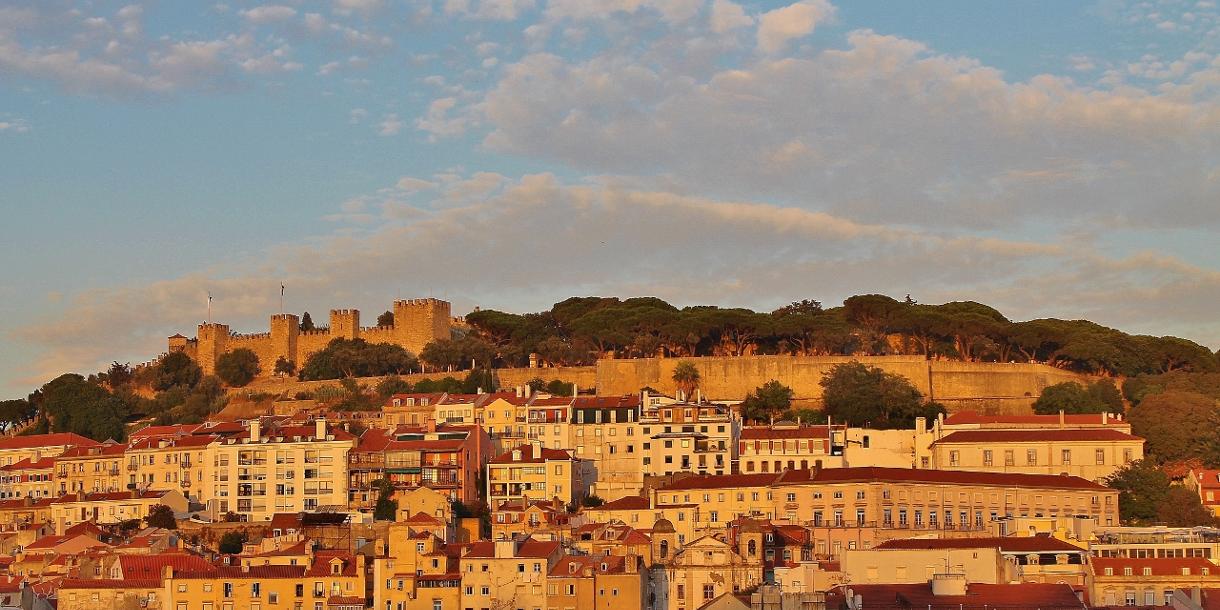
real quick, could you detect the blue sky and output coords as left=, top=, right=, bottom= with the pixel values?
left=1, top=0, right=1218, bottom=397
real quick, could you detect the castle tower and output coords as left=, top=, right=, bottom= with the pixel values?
left=270, top=313, right=300, bottom=368
left=196, top=323, right=230, bottom=376
left=330, top=309, right=361, bottom=340
left=167, top=334, right=188, bottom=353
left=393, top=298, right=452, bottom=356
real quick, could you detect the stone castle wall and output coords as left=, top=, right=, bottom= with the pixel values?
left=171, top=298, right=453, bottom=378
left=594, top=355, right=1093, bottom=415
left=230, top=354, right=1087, bottom=416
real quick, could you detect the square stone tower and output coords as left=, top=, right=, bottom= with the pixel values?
left=393, top=298, right=451, bottom=356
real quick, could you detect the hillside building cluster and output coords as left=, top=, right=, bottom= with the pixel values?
left=7, top=383, right=1219, bottom=610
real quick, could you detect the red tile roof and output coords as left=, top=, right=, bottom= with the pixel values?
left=1091, top=557, right=1220, bottom=577
left=129, top=423, right=204, bottom=440
left=57, top=443, right=126, bottom=458
left=585, top=495, right=650, bottom=511
left=944, top=411, right=1125, bottom=427
left=874, top=535, right=1084, bottom=553
left=463, top=537, right=561, bottom=559
left=828, top=582, right=1085, bottom=609
left=121, top=553, right=214, bottom=578
left=741, top=426, right=836, bottom=440
left=795, top=467, right=1111, bottom=491
left=0, top=456, right=55, bottom=471
left=654, top=472, right=780, bottom=492
left=0, top=433, right=99, bottom=450
left=489, top=444, right=573, bottom=464
left=60, top=578, right=162, bottom=590
left=548, top=554, right=627, bottom=577
left=933, top=429, right=1143, bottom=444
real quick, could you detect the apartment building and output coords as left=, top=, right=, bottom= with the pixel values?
left=126, top=434, right=217, bottom=501
left=381, top=393, right=447, bottom=428
left=640, top=399, right=736, bottom=477
left=651, top=467, right=1118, bottom=557
left=0, top=457, right=55, bottom=499
left=547, top=553, right=645, bottom=610
left=49, top=489, right=188, bottom=528
left=569, top=395, right=645, bottom=501
left=348, top=423, right=490, bottom=509
left=55, top=443, right=126, bottom=495
left=487, top=443, right=587, bottom=508
left=1088, top=557, right=1220, bottom=607
left=372, top=522, right=461, bottom=610
left=163, top=551, right=365, bottom=610
left=929, top=428, right=1144, bottom=481
left=738, top=423, right=845, bottom=474
left=0, top=433, right=98, bottom=466
left=208, top=419, right=355, bottom=522
left=1186, top=469, right=1220, bottom=517
left=459, top=538, right=564, bottom=610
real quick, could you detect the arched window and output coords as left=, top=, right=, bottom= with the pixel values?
left=660, top=540, right=669, bottom=559
left=747, top=539, right=757, bottom=557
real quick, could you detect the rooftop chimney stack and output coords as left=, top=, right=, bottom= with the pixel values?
left=250, top=419, right=261, bottom=443
left=315, top=418, right=327, bottom=440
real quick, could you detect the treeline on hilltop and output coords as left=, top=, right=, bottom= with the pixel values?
left=410, top=294, right=1218, bottom=377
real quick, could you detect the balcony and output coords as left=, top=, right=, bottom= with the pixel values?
left=127, top=464, right=139, bottom=472
left=108, top=468, right=120, bottom=476
left=238, top=458, right=267, bottom=466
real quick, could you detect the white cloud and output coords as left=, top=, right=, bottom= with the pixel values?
left=14, top=173, right=1220, bottom=388
left=240, top=5, right=297, bottom=24
left=0, top=118, right=29, bottom=132
left=445, top=0, right=536, bottom=21
left=333, top=0, right=385, bottom=17
left=710, top=0, right=753, bottom=34
left=756, top=0, right=834, bottom=54
left=378, top=113, right=403, bottom=136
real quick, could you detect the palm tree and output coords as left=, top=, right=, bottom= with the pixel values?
left=672, top=361, right=701, bottom=401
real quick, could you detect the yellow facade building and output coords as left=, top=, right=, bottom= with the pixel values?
left=56, top=442, right=126, bottom=495
left=929, top=428, right=1144, bottom=482
left=487, top=443, right=585, bottom=508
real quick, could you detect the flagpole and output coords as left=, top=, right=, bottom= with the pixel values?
left=207, top=293, right=212, bottom=324
left=280, top=283, right=284, bottom=315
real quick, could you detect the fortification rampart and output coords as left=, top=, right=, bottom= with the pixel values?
left=169, top=298, right=452, bottom=379
left=228, top=354, right=1086, bottom=416
left=595, top=355, right=1092, bottom=414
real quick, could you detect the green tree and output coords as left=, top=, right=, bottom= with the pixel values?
left=0, top=399, right=34, bottom=427
left=153, top=352, right=202, bottom=391
left=545, top=379, right=574, bottom=396
left=820, top=361, right=944, bottom=429
left=375, top=376, right=412, bottom=398
left=37, top=373, right=129, bottom=441
left=215, top=348, right=261, bottom=387
left=299, top=338, right=418, bottom=380
left=218, top=531, right=247, bottom=554
left=1158, top=487, right=1216, bottom=527
left=1032, top=381, right=1123, bottom=415
left=299, top=312, right=315, bottom=331
left=738, top=380, right=794, bottom=423
left=1128, top=390, right=1220, bottom=465
left=273, top=357, right=296, bottom=377
left=527, top=378, right=546, bottom=393
left=1106, top=460, right=1172, bottom=525
left=672, top=361, right=701, bottom=400
left=145, top=504, right=178, bottom=529
left=843, top=294, right=904, bottom=354
left=376, top=310, right=395, bottom=327
left=580, top=495, right=605, bottom=508
left=373, top=478, right=397, bottom=521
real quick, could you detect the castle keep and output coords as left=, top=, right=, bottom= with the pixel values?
left=167, top=298, right=452, bottom=376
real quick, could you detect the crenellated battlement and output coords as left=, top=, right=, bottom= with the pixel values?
left=168, top=297, right=451, bottom=381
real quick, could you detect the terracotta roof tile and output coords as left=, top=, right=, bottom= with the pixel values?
left=933, top=429, right=1142, bottom=443
left=874, top=535, right=1084, bottom=553
left=0, top=433, right=99, bottom=450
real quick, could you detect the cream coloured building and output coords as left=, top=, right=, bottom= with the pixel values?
left=208, top=418, right=355, bottom=521
left=929, top=428, right=1143, bottom=482
left=487, top=442, right=587, bottom=507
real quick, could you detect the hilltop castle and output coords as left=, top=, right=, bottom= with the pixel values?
left=167, top=298, right=454, bottom=376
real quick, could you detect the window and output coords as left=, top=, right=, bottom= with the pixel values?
left=1061, top=449, right=1072, bottom=465
left=1027, top=449, right=1037, bottom=465
left=1124, top=448, right=1134, bottom=463
left=983, top=450, right=993, bottom=466
left=703, top=584, right=715, bottom=600
left=1096, top=449, right=1106, bottom=465
left=1004, top=450, right=1014, bottom=466
left=949, top=451, right=960, bottom=466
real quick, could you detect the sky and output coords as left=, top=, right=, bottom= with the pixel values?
left=1, top=0, right=1218, bottom=398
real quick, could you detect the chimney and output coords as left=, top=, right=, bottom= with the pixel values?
left=315, top=418, right=327, bottom=440
left=477, top=387, right=483, bottom=395
left=625, top=554, right=638, bottom=573
left=250, top=419, right=261, bottom=443
left=426, top=418, right=437, bottom=433
left=1058, top=410, right=1065, bottom=428
left=641, top=389, right=649, bottom=406
left=494, top=539, right=515, bottom=558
